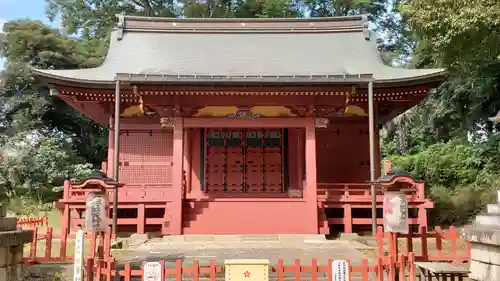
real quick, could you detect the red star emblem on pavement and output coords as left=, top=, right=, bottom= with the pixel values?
left=244, top=271, right=250, bottom=278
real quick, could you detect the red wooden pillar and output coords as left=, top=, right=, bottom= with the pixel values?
left=343, top=204, right=353, bottom=233
left=61, top=180, right=71, bottom=235
left=106, top=117, right=114, bottom=177
left=171, top=117, right=184, bottom=235
left=305, top=118, right=318, bottom=233
left=297, top=129, right=304, bottom=191
left=418, top=206, right=427, bottom=228
left=137, top=204, right=145, bottom=234
left=183, top=129, right=191, bottom=195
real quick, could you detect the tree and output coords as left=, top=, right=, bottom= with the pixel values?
left=402, top=0, right=500, bottom=74
left=0, top=132, right=94, bottom=208
left=382, top=0, right=500, bottom=154
left=0, top=20, right=104, bottom=212
left=1, top=20, right=108, bottom=166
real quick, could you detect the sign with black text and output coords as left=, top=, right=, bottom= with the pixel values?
left=85, top=193, right=108, bottom=232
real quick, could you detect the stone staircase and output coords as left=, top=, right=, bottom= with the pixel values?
left=462, top=189, right=500, bottom=281
left=474, top=190, right=500, bottom=227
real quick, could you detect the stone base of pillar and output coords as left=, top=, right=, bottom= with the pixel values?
left=469, top=260, right=500, bottom=281
left=461, top=190, right=500, bottom=281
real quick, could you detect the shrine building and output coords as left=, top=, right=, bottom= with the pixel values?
left=33, top=15, right=443, bottom=236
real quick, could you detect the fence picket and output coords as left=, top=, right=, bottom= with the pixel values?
left=21, top=226, right=472, bottom=281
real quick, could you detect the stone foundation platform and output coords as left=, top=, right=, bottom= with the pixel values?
left=462, top=190, right=500, bottom=281
left=0, top=205, right=34, bottom=281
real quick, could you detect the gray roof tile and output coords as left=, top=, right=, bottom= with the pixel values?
left=32, top=16, right=444, bottom=85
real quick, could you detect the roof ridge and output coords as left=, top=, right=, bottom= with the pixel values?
left=115, top=14, right=370, bottom=38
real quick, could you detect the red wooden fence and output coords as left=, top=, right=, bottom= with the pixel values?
left=23, top=226, right=471, bottom=281
left=85, top=254, right=417, bottom=281
left=23, top=226, right=115, bottom=265
left=24, top=227, right=74, bottom=264
left=17, top=217, right=48, bottom=228
left=374, top=226, right=471, bottom=263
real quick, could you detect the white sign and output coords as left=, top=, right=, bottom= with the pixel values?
left=85, top=193, right=108, bottom=232
left=383, top=191, right=409, bottom=234
left=332, top=260, right=350, bottom=281
left=73, top=228, right=85, bottom=281
left=143, top=261, right=162, bottom=281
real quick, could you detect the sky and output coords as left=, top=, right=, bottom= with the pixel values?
left=0, top=0, right=56, bottom=28
left=0, top=0, right=59, bottom=69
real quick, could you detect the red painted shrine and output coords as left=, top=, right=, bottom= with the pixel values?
left=33, top=15, right=443, bottom=235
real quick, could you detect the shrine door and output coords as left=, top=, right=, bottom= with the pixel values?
left=204, top=129, right=285, bottom=193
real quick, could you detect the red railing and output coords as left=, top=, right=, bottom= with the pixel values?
left=23, top=227, right=115, bottom=264
left=317, top=183, right=426, bottom=202
left=86, top=254, right=417, bottom=281
left=61, top=182, right=173, bottom=203
left=375, top=226, right=471, bottom=263
left=23, top=225, right=471, bottom=281
left=89, top=259, right=222, bottom=281
left=23, top=227, right=74, bottom=264
left=17, top=217, right=48, bottom=228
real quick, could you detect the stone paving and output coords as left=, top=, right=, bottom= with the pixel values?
left=24, top=236, right=379, bottom=281
left=113, top=238, right=376, bottom=267
left=108, top=238, right=379, bottom=281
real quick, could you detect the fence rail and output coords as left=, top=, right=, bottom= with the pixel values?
left=17, top=217, right=48, bottom=228
left=374, top=225, right=471, bottom=263
left=22, top=225, right=471, bottom=281
left=86, top=254, right=417, bottom=281
left=24, top=227, right=73, bottom=264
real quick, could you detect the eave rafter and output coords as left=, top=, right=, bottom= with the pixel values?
left=57, top=84, right=433, bottom=103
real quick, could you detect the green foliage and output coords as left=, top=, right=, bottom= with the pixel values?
left=0, top=20, right=105, bottom=213
left=386, top=138, right=500, bottom=227
left=389, top=140, right=483, bottom=188
left=0, top=132, right=94, bottom=205
left=379, top=0, right=500, bottom=228
left=402, top=0, right=500, bottom=74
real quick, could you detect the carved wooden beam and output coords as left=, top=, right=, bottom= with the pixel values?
left=160, top=117, right=174, bottom=128
left=315, top=118, right=329, bottom=128
left=314, top=105, right=345, bottom=117
left=290, top=105, right=314, bottom=117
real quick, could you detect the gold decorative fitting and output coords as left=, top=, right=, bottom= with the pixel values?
left=315, top=118, right=329, bottom=128
left=160, top=117, right=174, bottom=128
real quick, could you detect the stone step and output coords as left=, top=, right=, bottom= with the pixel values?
left=487, top=204, right=500, bottom=215
left=160, top=234, right=326, bottom=243
left=474, top=214, right=500, bottom=228
left=0, top=218, right=17, bottom=232
left=116, top=276, right=371, bottom=281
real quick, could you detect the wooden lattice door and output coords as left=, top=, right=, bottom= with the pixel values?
left=225, top=130, right=244, bottom=192
left=204, top=129, right=285, bottom=193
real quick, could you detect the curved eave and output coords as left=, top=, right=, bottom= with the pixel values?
left=32, top=68, right=447, bottom=89
left=374, top=69, right=447, bottom=88
left=31, top=68, right=116, bottom=89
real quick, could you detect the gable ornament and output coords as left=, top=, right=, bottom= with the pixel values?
left=315, top=118, right=329, bottom=128
left=160, top=117, right=174, bottom=128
